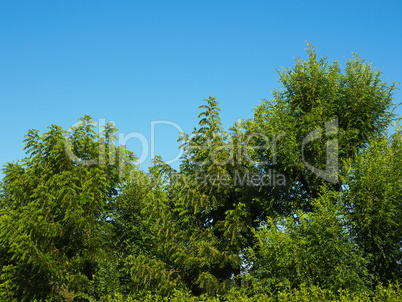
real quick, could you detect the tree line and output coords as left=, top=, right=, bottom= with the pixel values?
left=0, top=44, right=401, bottom=301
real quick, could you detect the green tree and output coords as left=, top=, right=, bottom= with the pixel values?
left=0, top=116, right=137, bottom=301
left=241, top=43, right=399, bottom=293
left=248, top=185, right=369, bottom=294
left=149, top=97, right=264, bottom=295
left=0, top=45, right=400, bottom=300
left=342, top=125, right=402, bottom=285
left=246, top=44, right=397, bottom=211
left=111, top=167, right=190, bottom=297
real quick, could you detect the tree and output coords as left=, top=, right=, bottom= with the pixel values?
left=342, top=125, right=402, bottom=285
left=0, top=45, right=400, bottom=300
left=111, top=166, right=189, bottom=297
left=0, top=116, right=137, bottom=301
left=246, top=43, right=397, bottom=212
left=241, top=44, right=400, bottom=293
left=248, top=185, right=369, bottom=294
left=150, top=96, right=264, bottom=295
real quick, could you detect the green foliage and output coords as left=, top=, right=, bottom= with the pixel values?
left=247, top=185, right=369, bottom=293
left=246, top=43, right=397, bottom=206
left=87, top=283, right=402, bottom=301
left=149, top=96, right=266, bottom=295
left=342, top=125, right=402, bottom=284
left=0, top=45, right=400, bottom=300
left=0, top=116, right=137, bottom=301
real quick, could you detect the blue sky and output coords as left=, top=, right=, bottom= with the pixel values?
left=1, top=0, right=401, bottom=172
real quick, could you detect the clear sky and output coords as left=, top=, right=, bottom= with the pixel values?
left=1, top=0, right=401, bottom=172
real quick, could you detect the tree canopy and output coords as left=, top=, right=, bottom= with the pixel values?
left=0, top=45, right=401, bottom=301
